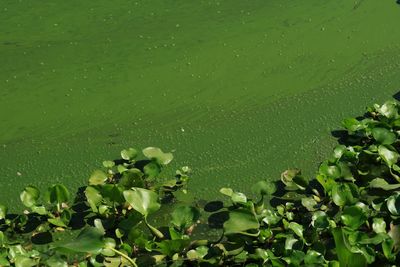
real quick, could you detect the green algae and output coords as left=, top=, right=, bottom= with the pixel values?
left=0, top=0, right=400, bottom=209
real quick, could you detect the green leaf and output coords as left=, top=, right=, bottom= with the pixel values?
left=312, top=211, right=329, bottom=229
left=143, top=162, right=161, bottom=179
left=0, top=204, right=7, bottom=220
left=372, top=128, right=397, bottom=145
left=119, top=168, right=144, bottom=189
left=171, top=206, right=200, bottom=230
left=386, top=194, right=400, bottom=216
left=142, top=147, right=173, bottom=165
left=301, top=197, right=317, bottom=211
left=332, top=228, right=367, bottom=267
left=369, top=178, right=400, bottom=190
left=252, top=180, right=276, bottom=196
left=378, top=145, right=399, bottom=167
left=20, top=186, right=40, bottom=208
left=262, top=209, right=281, bottom=226
left=14, top=255, right=38, bottom=267
left=121, top=148, right=138, bottom=161
left=223, top=209, right=259, bottom=235
left=89, top=170, right=108, bottom=185
left=102, top=160, right=115, bottom=168
left=372, top=218, right=386, bottom=234
left=288, top=222, right=304, bottom=239
left=56, top=227, right=104, bottom=254
left=304, top=250, right=324, bottom=265
left=84, top=186, right=102, bottom=212
left=46, top=184, right=70, bottom=204
left=374, top=101, right=398, bottom=119
left=123, top=188, right=161, bottom=217
left=332, top=183, right=357, bottom=207
left=341, top=206, right=367, bottom=230
left=342, top=118, right=364, bottom=132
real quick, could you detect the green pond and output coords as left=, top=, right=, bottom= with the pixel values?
left=1, top=0, right=400, bottom=210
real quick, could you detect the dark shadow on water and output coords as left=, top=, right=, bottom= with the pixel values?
left=393, top=91, right=400, bottom=100
left=204, top=201, right=224, bottom=212
left=208, top=211, right=229, bottom=229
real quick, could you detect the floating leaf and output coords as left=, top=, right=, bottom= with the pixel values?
left=386, top=194, right=400, bottom=216
left=102, top=160, right=115, bottom=168
left=372, top=218, right=386, bottom=234
left=85, top=186, right=102, bottom=212
left=223, top=209, right=259, bottom=235
left=89, top=170, right=108, bottom=185
left=332, top=183, right=357, bottom=207
left=123, top=188, right=160, bottom=217
left=341, top=206, right=367, bottom=230
left=288, top=222, right=303, bottom=239
left=20, top=186, right=40, bottom=208
left=372, top=128, right=397, bottom=145
left=142, top=147, right=173, bottom=165
left=0, top=204, right=7, bottom=220
left=56, top=227, right=104, bottom=254
left=374, top=101, right=398, bottom=119
left=46, top=184, right=70, bottom=204
left=252, top=180, right=276, bottom=196
left=301, top=197, right=317, bottom=211
left=378, top=145, right=399, bottom=167
left=121, top=148, right=138, bottom=161
left=171, top=206, right=200, bottom=230
left=369, top=178, right=400, bottom=190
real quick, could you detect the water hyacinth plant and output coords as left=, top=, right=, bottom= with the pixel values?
left=2, top=100, right=400, bottom=266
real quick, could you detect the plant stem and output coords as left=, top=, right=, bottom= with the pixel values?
left=109, top=247, right=138, bottom=267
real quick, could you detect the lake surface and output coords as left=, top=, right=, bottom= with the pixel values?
left=1, top=0, right=400, bottom=209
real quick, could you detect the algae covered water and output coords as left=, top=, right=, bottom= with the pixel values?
left=1, top=0, right=400, bottom=209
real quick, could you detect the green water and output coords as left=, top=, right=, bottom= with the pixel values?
left=1, top=0, right=400, bottom=209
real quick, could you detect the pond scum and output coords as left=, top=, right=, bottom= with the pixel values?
left=3, top=100, right=400, bottom=266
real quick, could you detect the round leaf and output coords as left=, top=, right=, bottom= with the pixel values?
left=20, top=186, right=40, bottom=208
left=142, top=147, right=173, bottom=165
left=171, top=206, right=200, bottom=230
left=372, top=128, right=397, bottom=145
left=123, top=188, right=161, bottom=216
left=121, top=148, right=138, bottom=161
left=89, top=170, right=108, bottom=185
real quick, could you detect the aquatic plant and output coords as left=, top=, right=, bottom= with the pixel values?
left=2, top=100, right=400, bottom=266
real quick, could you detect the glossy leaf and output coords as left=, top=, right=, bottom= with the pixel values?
left=123, top=188, right=161, bottom=217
